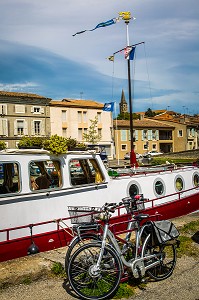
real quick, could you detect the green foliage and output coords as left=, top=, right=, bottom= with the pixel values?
left=43, top=134, right=68, bottom=154
left=51, top=262, right=65, bottom=276
left=0, top=141, right=7, bottom=150
left=22, top=276, right=32, bottom=285
left=145, top=108, right=156, bottom=117
left=18, top=136, right=44, bottom=148
left=116, top=112, right=140, bottom=120
left=151, top=157, right=194, bottom=166
left=177, top=220, right=199, bottom=258
left=83, top=116, right=101, bottom=144
left=114, top=282, right=135, bottom=299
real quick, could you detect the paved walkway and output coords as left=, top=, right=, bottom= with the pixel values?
left=0, top=213, right=198, bottom=299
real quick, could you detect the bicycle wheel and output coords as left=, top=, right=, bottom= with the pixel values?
left=68, top=242, right=122, bottom=300
left=143, top=234, right=177, bottom=280
left=65, top=233, right=100, bottom=270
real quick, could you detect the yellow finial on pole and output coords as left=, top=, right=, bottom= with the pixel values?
left=118, top=11, right=131, bottom=21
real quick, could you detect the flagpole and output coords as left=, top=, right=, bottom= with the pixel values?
left=114, top=101, right=120, bottom=165
left=119, top=12, right=138, bottom=167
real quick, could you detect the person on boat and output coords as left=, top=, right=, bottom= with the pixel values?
left=35, top=174, right=51, bottom=190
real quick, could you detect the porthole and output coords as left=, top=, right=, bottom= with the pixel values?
left=127, top=181, right=141, bottom=198
left=175, top=176, right=184, bottom=191
left=153, top=178, right=165, bottom=197
left=193, top=172, right=199, bottom=187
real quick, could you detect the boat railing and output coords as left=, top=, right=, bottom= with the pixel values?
left=0, top=185, right=198, bottom=244
left=108, top=164, right=197, bottom=177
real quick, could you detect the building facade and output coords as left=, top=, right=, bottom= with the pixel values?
left=113, top=118, right=176, bottom=159
left=0, top=91, right=51, bottom=148
left=50, top=99, right=114, bottom=158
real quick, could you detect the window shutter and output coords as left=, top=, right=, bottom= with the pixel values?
left=135, top=130, right=138, bottom=141
left=156, top=130, right=159, bottom=140
left=24, top=121, right=28, bottom=135
left=0, top=104, right=7, bottom=115
left=41, top=107, right=44, bottom=114
left=31, top=121, right=35, bottom=135
left=148, top=130, right=152, bottom=140
left=141, top=130, right=144, bottom=141
left=14, top=120, right=18, bottom=135
left=31, top=106, right=34, bottom=113
left=15, top=105, right=25, bottom=113
left=0, top=119, right=3, bottom=135
left=41, top=120, right=45, bottom=135
left=2, top=119, right=8, bottom=136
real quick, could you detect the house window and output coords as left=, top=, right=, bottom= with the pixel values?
left=31, top=120, right=44, bottom=136
left=178, top=130, right=183, bottom=137
left=62, top=110, right=67, bottom=122
left=121, top=130, right=127, bottom=141
left=97, top=112, right=101, bottom=123
left=98, top=128, right=102, bottom=136
left=78, top=128, right=82, bottom=140
left=31, top=106, right=44, bottom=114
left=152, top=130, right=157, bottom=140
left=17, top=120, right=25, bottom=135
left=152, top=144, right=157, bottom=150
left=14, top=119, right=27, bottom=136
left=83, top=112, right=87, bottom=123
left=142, top=130, right=148, bottom=140
left=121, top=144, right=127, bottom=150
left=62, top=128, right=67, bottom=137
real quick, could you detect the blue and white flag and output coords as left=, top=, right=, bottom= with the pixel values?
left=103, top=102, right=114, bottom=112
left=73, top=18, right=118, bottom=36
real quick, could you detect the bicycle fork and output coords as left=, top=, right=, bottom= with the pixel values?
left=89, top=223, right=109, bottom=277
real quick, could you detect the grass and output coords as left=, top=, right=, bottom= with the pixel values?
left=51, top=262, right=65, bottom=277
left=176, top=219, right=199, bottom=258
left=151, top=157, right=194, bottom=165
left=52, top=219, right=198, bottom=299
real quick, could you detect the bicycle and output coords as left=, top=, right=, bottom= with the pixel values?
left=65, top=194, right=146, bottom=269
left=67, top=196, right=180, bottom=300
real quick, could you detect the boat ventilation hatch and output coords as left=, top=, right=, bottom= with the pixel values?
left=27, top=224, right=40, bottom=255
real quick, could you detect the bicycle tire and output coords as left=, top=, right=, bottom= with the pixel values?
left=143, top=234, right=177, bottom=280
left=68, top=242, right=122, bottom=300
left=65, top=233, right=100, bottom=270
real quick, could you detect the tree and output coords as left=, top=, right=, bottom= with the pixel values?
left=115, top=112, right=140, bottom=120
left=83, top=116, right=102, bottom=144
left=145, top=108, right=156, bottom=117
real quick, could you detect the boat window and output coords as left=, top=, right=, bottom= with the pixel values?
left=0, top=162, right=20, bottom=194
left=175, top=176, right=184, bottom=191
left=154, top=179, right=165, bottom=196
left=29, top=160, right=62, bottom=191
left=69, top=158, right=105, bottom=186
left=129, top=184, right=139, bottom=198
left=193, top=172, right=199, bottom=187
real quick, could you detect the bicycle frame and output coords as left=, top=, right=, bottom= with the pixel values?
left=95, top=217, right=162, bottom=278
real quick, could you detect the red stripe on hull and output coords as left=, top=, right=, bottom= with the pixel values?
left=0, top=192, right=198, bottom=262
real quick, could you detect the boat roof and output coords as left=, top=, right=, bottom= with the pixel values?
left=0, top=148, right=97, bottom=156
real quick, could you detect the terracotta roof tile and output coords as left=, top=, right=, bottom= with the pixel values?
left=114, top=118, right=175, bottom=128
left=50, top=99, right=104, bottom=109
left=0, top=90, right=51, bottom=99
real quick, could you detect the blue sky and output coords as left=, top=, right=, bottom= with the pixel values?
left=0, top=0, right=199, bottom=115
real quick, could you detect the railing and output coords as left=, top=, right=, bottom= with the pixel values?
left=0, top=185, right=198, bottom=243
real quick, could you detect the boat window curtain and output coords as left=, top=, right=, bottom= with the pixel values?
left=90, top=159, right=104, bottom=183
